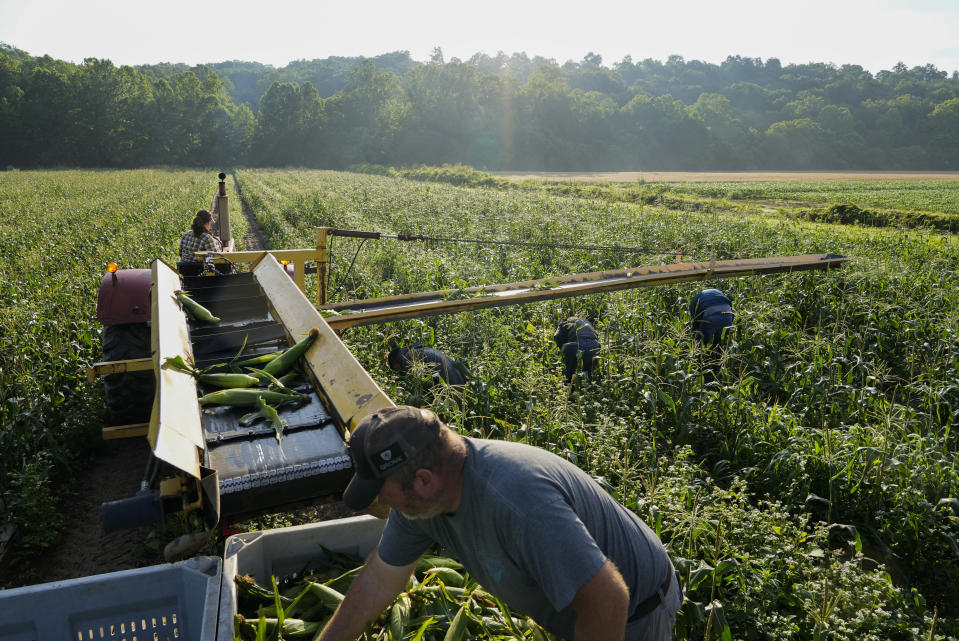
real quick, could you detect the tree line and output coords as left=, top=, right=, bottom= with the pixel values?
left=2, top=43, right=959, bottom=170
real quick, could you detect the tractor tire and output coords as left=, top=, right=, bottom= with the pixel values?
left=102, top=323, right=154, bottom=426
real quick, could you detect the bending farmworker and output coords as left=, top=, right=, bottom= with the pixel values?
left=554, top=317, right=601, bottom=384
left=688, top=288, right=735, bottom=347
left=387, top=344, right=468, bottom=386
left=316, top=406, right=682, bottom=641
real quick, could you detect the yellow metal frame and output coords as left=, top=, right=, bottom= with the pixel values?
left=149, top=259, right=205, bottom=479
left=252, top=252, right=393, bottom=432
left=322, top=253, right=849, bottom=331
left=86, top=357, right=153, bottom=383
left=194, top=227, right=330, bottom=307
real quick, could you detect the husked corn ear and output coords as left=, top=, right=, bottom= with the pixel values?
left=263, top=328, right=320, bottom=377
left=175, top=290, right=220, bottom=323
left=198, top=388, right=307, bottom=407
left=443, top=603, right=469, bottom=641
left=196, top=372, right=259, bottom=388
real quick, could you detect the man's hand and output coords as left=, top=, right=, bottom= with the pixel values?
left=314, top=548, right=416, bottom=641
left=570, top=559, right=630, bottom=641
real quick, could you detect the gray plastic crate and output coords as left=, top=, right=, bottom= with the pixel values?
left=0, top=556, right=220, bottom=641
left=218, top=515, right=385, bottom=641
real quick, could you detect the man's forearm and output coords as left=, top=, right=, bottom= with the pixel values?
left=314, top=551, right=414, bottom=641
left=314, top=590, right=387, bottom=641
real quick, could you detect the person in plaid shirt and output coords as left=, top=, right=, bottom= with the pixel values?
left=179, top=209, right=222, bottom=273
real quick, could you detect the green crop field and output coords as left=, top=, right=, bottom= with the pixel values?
left=1, top=168, right=957, bottom=639
left=643, top=179, right=959, bottom=213
left=0, top=169, right=247, bottom=562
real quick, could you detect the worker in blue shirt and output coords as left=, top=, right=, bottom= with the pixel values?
left=554, top=318, right=601, bottom=384
left=688, top=288, right=735, bottom=347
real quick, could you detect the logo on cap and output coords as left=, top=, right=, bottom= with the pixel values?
left=374, top=444, right=407, bottom=473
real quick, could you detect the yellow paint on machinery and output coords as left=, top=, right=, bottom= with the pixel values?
left=86, top=357, right=153, bottom=383
left=323, top=254, right=849, bottom=331
left=149, top=259, right=205, bottom=479
left=198, top=248, right=320, bottom=292
left=252, top=253, right=394, bottom=432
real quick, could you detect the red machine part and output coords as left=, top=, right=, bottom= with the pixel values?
left=97, top=268, right=152, bottom=325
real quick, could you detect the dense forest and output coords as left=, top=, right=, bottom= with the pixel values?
left=2, top=43, right=959, bottom=170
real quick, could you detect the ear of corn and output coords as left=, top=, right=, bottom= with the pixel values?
left=199, top=388, right=308, bottom=407
left=174, top=290, right=220, bottom=323
left=423, top=567, right=465, bottom=588
left=390, top=593, right=412, bottom=640
left=234, top=614, right=320, bottom=640
left=442, top=603, right=469, bottom=641
left=245, top=366, right=288, bottom=389
left=234, top=350, right=285, bottom=367
left=198, top=372, right=260, bottom=388
left=263, top=328, right=320, bottom=377
left=416, top=555, right=464, bottom=572
left=276, top=370, right=303, bottom=387
left=234, top=550, right=560, bottom=641
left=165, top=355, right=259, bottom=388
left=307, top=581, right=345, bottom=609
left=235, top=574, right=294, bottom=605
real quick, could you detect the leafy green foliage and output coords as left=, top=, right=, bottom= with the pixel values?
left=3, top=49, right=959, bottom=169
left=804, top=203, right=959, bottom=232
left=3, top=168, right=958, bottom=639
left=234, top=168, right=959, bottom=637
left=0, top=169, right=248, bottom=577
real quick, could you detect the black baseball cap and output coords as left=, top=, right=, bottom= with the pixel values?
left=343, top=406, right=442, bottom=510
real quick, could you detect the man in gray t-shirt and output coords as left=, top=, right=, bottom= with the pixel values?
left=315, top=406, right=682, bottom=641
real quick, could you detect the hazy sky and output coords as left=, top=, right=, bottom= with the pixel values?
left=2, top=0, right=958, bottom=75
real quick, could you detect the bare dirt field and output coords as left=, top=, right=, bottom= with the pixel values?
left=493, top=171, right=959, bottom=183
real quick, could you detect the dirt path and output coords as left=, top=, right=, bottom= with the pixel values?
left=234, top=174, right=269, bottom=251
left=25, top=437, right=158, bottom=585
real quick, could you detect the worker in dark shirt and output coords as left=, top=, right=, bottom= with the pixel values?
left=688, top=288, right=735, bottom=347
left=387, top=344, right=468, bottom=386
left=554, top=318, right=601, bottom=384
left=319, top=406, right=682, bottom=641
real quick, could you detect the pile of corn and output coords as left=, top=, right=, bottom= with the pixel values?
left=233, top=550, right=557, bottom=641
left=169, top=294, right=323, bottom=440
